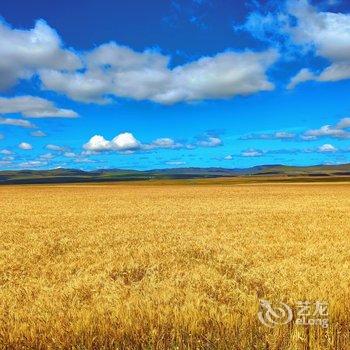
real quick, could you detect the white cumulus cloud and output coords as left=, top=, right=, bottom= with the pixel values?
left=83, top=132, right=141, bottom=153
left=0, top=96, right=78, bottom=118
left=241, top=149, right=263, bottom=157
left=19, top=142, right=33, bottom=150
left=0, top=149, right=12, bottom=155
left=31, top=130, right=46, bottom=137
left=40, top=43, right=278, bottom=104
left=83, top=132, right=223, bottom=154
left=196, top=136, right=222, bottom=147
left=0, top=117, right=35, bottom=128
left=46, top=144, right=66, bottom=152
left=287, top=68, right=316, bottom=90
left=0, top=18, right=278, bottom=104
left=144, top=138, right=183, bottom=150
left=302, top=118, right=350, bottom=140
left=318, top=143, right=337, bottom=153
left=0, top=19, right=81, bottom=90
left=237, top=0, right=350, bottom=88
left=285, top=0, right=350, bottom=86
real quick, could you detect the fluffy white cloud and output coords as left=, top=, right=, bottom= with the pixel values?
left=0, top=19, right=81, bottom=90
left=302, top=118, right=350, bottom=140
left=285, top=0, right=350, bottom=86
left=83, top=135, right=111, bottom=152
left=224, top=155, right=233, bottom=160
left=287, top=1, right=350, bottom=59
left=46, top=144, right=66, bottom=152
left=0, top=149, right=12, bottom=155
left=337, top=118, right=350, bottom=129
left=39, top=69, right=113, bottom=104
left=0, top=96, right=78, bottom=118
left=0, top=117, right=35, bottom=128
left=275, top=132, right=295, bottom=139
left=196, top=136, right=222, bottom=147
left=31, top=130, right=46, bottom=137
left=287, top=68, right=316, bottom=89
left=83, top=132, right=141, bottom=152
left=19, top=142, right=33, bottom=150
left=0, top=18, right=278, bottom=104
left=289, top=63, right=350, bottom=88
left=158, top=50, right=277, bottom=104
left=318, top=143, right=337, bottom=153
left=40, top=42, right=278, bottom=104
left=238, top=0, right=350, bottom=87
left=112, top=132, right=141, bottom=151
left=83, top=132, right=223, bottom=153
left=241, top=149, right=263, bottom=157
left=63, top=152, right=77, bottom=158
left=240, top=118, right=350, bottom=142
left=144, top=138, right=183, bottom=150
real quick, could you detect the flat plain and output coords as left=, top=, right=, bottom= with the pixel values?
left=0, top=181, right=350, bottom=349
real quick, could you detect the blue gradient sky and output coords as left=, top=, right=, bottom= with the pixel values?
left=0, top=0, right=350, bottom=170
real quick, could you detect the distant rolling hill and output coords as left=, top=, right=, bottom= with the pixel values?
left=1, top=164, right=350, bottom=184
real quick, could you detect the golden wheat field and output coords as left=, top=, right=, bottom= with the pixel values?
left=0, top=181, right=350, bottom=349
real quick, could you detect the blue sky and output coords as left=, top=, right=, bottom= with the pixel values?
left=0, top=0, right=350, bottom=170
